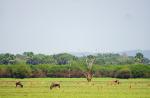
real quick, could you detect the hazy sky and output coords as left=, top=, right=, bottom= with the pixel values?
left=0, top=0, right=150, bottom=54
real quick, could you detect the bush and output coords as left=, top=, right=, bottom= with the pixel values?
left=129, top=64, right=150, bottom=78
left=0, top=65, right=11, bottom=77
left=115, top=67, right=132, bottom=79
left=11, top=64, right=32, bottom=78
left=0, top=63, right=149, bottom=78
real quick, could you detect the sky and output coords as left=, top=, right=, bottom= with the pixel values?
left=0, top=0, right=150, bottom=54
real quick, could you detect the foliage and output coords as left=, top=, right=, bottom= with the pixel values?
left=129, top=64, right=150, bottom=78
left=0, top=53, right=16, bottom=64
left=0, top=52, right=150, bottom=65
left=0, top=64, right=150, bottom=78
left=11, top=64, right=32, bottom=78
left=115, top=67, right=132, bottom=78
left=134, top=52, right=144, bottom=63
left=53, top=53, right=77, bottom=65
left=0, top=52, right=150, bottom=78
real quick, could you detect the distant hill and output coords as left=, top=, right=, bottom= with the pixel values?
left=70, top=52, right=95, bottom=57
left=119, top=50, right=150, bottom=59
left=70, top=50, right=150, bottom=59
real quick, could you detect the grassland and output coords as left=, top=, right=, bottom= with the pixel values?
left=0, top=78, right=150, bottom=98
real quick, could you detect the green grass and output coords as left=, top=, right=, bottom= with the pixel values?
left=0, top=78, right=150, bottom=98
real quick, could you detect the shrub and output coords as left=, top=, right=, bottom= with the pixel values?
left=11, top=64, right=31, bottom=78
left=115, top=67, right=132, bottom=79
left=129, top=64, right=150, bottom=78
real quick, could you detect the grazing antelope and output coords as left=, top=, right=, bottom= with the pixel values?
left=108, top=80, right=120, bottom=85
left=50, top=82, right=60, bottom=90
left=113, top=80, right=120, bottom=84
left=16, top=81, right=23, bottom=88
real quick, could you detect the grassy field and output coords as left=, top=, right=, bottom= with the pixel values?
left=0, top=78, right=150, bottom=98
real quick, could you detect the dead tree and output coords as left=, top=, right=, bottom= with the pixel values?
left=84, top=71, right=94, bottom=82
left=16, top=81, right=23, bottom=88
left=50, top=82, right=60, bottom=90
left=84, top=55, right=95, bottom=82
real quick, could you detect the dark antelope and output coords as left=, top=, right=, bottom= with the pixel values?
left=50, top=82, right=60, bottom=90
left=113, top=80, right=120, bottom=84
left=16, top=81, right=23, bottom=88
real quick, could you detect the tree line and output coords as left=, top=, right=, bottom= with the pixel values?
left=0, top=52, right=150, bottom=78
left=0, top=52, right=149, bottom=65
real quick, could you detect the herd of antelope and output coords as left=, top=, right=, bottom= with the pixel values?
left=15, top=79, right=122, bottom=90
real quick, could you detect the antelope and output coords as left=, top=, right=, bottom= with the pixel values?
left=16, top=81, right=23, bottom=88
left=50, top=82, right=60, bottom=90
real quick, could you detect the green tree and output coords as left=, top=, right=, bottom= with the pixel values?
left=134, top=52, right=144, bottom=63
left=23, top=52, right=34, bottom=58
left=53, top=53, right=77, bottom=65
left=0, top=53, right=16, bottom=64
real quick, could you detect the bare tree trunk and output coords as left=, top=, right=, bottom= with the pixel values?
left=84, top=71, right=94, bottom=82
left=84, top=56, right=95, bottom=82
